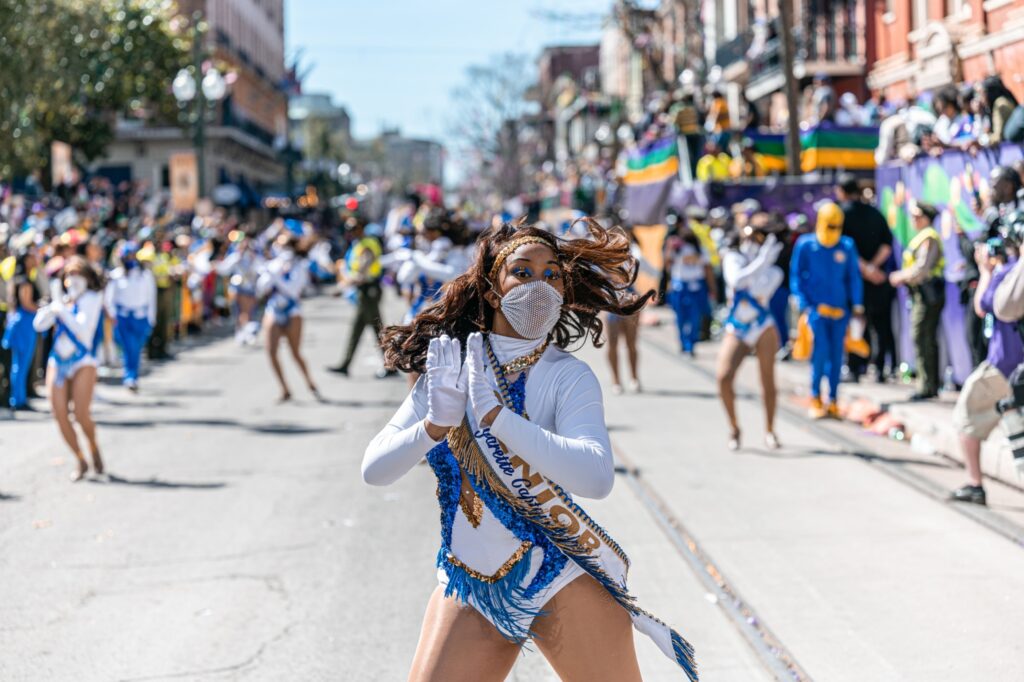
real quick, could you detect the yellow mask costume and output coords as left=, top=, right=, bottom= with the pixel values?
left=815, top=202, right=844, bottom=248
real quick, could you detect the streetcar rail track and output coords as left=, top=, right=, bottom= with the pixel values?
left=613, top=444, right=813, bottom=682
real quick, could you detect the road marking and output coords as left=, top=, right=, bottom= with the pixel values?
left=641, top=335, right=1024, bottom=550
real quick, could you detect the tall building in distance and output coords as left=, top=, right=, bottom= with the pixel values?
left=379, top=130, right=445, bottom=188
left=96, top=0, right=288, bottom=203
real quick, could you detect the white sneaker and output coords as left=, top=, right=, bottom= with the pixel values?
left=627, top=380, right=642, bottom=393
left=765, top=432, right=780, bottom=450
left=611, top=384, right=624, bottom=396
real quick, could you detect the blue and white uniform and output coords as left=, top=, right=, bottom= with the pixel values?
left=363, top=335, right=612, bottom=637
left=722, top=241, right=784, bottom=347
left=2, top=273, right=39, bottom=408
left=105, top=265, right=157, bottom=388
left=397, top=237, right=468, bottom=323
left=218, top=248, right=262, bottom=298
left=258, top=253, right=309, bottom=327
left=33, top=291, right=103, bottom=387
left=666, top=238, right=710, bottom=353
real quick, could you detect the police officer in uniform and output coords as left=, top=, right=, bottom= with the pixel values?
left=329, top=217, right=393, bottom=378
left=890, top=201, right=945, bottom=400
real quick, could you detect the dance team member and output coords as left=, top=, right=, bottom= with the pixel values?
left=717, top=225, right=784, bottom=451
left=664, top=227, right=715, bottom=356
left=218, top=234, right=263, bottom=345
left=105, top=242, right=156, bottom=392
left=33, top=256, right=105, bottom=481
left=364, top=222, right=697, bottom=682
left=259, top=232, right=320, bottom=403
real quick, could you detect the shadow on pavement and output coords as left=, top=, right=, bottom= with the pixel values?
left=95, top=416, right=335, bottom=436
left=641, top=388, right=720, bottom=400
left=91, top=474, right=226, bottom=490
left=147, top=387, right=223, bottom=398
left=315, top=398, right=404, bottom=409
left=0, top=491, right=21, bottom=501
left=740, top=446, right=950, bottom=469
left=97, top=399, right=182, bottom=409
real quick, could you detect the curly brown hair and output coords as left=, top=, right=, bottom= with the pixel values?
left=381, top=219, right=654, bottom=373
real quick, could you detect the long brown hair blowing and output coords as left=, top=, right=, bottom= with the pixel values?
left=382, top=219, right=654, bottom=373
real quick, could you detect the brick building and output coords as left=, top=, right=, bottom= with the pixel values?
left=96, top=0, right=287, bottom=200
left=868, top=0, right=1024, bottom=101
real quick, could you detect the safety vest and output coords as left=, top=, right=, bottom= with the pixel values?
left=902, top=227, right=945, bottom=278
left=348, top=237, right=382, bottom=280
left=151, top=253, right=179, bottom=289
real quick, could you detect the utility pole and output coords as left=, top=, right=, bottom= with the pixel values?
left=191, top=14, right=207, bottom=199
left=778, top=0, right=802, bottom=175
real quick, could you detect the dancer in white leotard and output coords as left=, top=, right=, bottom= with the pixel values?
left=716, top=225, right=784, bottom=451
left=257, top=233, right=320, bottom=403
left=364, top=222, right=697, bottom=682
left=33, top=256, right=105, bottom=481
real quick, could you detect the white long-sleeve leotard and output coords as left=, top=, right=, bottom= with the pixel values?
left=722, top=247, right=783, bottom=322
left=34, top=290, right=103, bottom=368
left=362, top=334, right=615, bottom=499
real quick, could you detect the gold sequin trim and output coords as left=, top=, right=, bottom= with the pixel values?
left=458, top=471, right=484, bottom=528
left=447, top=541, right=533, bottom=583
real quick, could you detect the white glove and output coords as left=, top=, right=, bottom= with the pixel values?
left=464, top=332, right=501, bottom=424
left=424, top=335, right=467, bottom=429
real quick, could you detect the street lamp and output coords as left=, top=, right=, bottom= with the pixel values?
left=172, top=12, right=228, bottom=201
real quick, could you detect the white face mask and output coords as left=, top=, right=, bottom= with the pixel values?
left=496, top=280, right=564, bottom=340
left=66, top=275, right=88, bottom=299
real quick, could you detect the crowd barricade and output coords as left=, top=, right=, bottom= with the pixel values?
left=877, top=143, right=1024, bottom=384
left=669, top=176, right=836, bottom=216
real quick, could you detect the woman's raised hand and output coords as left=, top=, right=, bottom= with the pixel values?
left=424, top=335, right=466, bottom=430
left=464, top=332, right=502, bottom=426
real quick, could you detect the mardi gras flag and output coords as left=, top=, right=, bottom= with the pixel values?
left=747, top=133, right=788, bottom=173
left=622, top=136, right=679, bottom=225
left=746, top=126, right=879, bottom=173
left=800, top=126, right=878, bottom=171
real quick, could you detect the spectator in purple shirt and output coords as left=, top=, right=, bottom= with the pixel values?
left=950, top=238, right=1024, bottom=505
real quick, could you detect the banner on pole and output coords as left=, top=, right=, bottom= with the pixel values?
left=50, top=141, right=73, bottom=187
left=170, top=151, right=199, bottom=213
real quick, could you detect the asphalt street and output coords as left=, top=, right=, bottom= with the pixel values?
left=2, top=294, right=1023, bottom=681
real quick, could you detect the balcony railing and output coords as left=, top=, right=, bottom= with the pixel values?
left=715, top=31, right=752, bottom=69
left=746, top=16, right=859, bottom=85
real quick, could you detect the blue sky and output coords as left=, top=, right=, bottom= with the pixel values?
left=284, top=0, right=613, bottom=143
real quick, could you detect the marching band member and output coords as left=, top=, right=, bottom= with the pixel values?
left=717, top=225, right=785, bottom=451
left=665, top=228, right=715, bottom=357
left=259, top=232, right=320, bottom=402
left=33, top=256, right=105, bottom=481
left=217, top=234, right=263, bottom=345
left=105, top=242, right=156, bottom=392
left=364, top=222, right=696, bottom=682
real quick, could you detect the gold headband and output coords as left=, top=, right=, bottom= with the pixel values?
left=488, top=236, right=556, bottom=280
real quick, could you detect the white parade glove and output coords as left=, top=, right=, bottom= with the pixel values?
left=424, top=335, right=467, bottom=429
left=464, top=332, right=501, bottom=424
